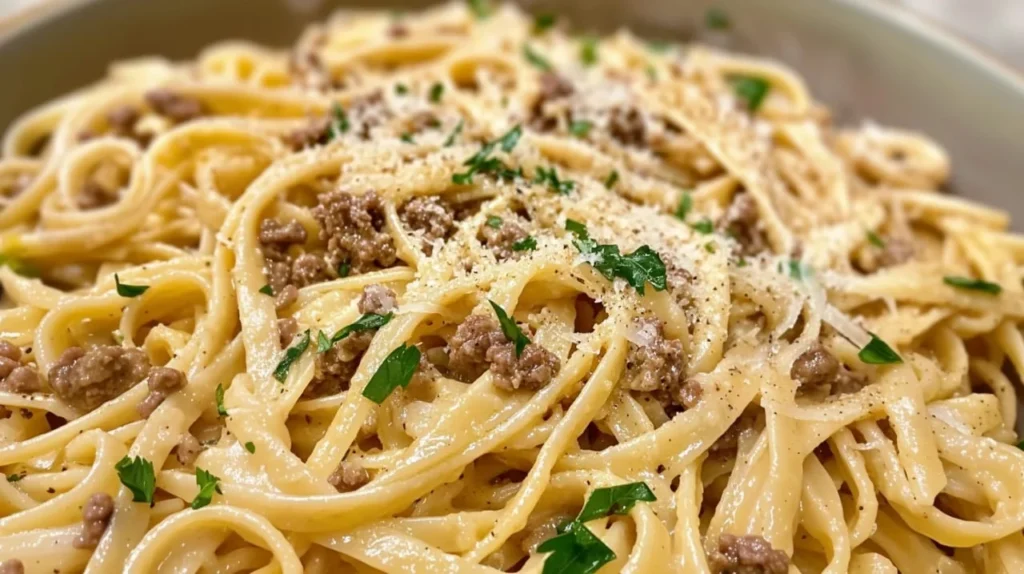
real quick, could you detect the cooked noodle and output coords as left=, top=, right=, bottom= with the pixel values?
left=0, top=3, right=1021, bottom=572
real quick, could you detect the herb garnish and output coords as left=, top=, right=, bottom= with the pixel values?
left=317, top=313, right=393, bottom=353
left=523, top=44, right=553, bottom=71
left=6, top=474, right=21, bottom=482
left=730, top=76, right=771, bottom=112
left=565, top=221, right=667, bottom=295
left=468, top=0, right=491, bottom=19
left=328, top=103, right=350, bottom=139
left=580, top=37, right=598, bottom=66
left=705, top=7, right=730, bottom=29
left=115, top=274, right=149, bottom=297
left=604, top=170, right=618, bottom=189
left=395, top=83, right=408, bottom=95
left=337, top=261, right=350, bottom=278
left=258, top=284, right=273, bottom=296
left=866, top=231, right=885, bottom=248
left=215, top=384, right=227, bottom=417
left=534, top=13, right=556, bottom=33
left=429, top=82, right=444, bottom=103
left=452, top=125, right=523, bottom=184
left=858, top=334, right=902, bottom=365
left=0, top=254, right=38, bottom=277
left=535, top=166, right=575, bottom=195
left=943, top=276, right=1002, bottom=295
left=486, top=215, right=503, bottom=229
left=489, top=300, right=530, bottom=357
left=512, top=236, right=537, bottom=252
left=675, top=192, right=692, bottom=221
left=190, top=468, right=223, bottom=510
left=273, top=329, right=310, bottom=382
left=362, top=344, right=421, bottom=404
left=244, top=441, right=255, bottom=454
left=444, top=119, right=464, bottom=147
left=115, top=455, right=156, bottom=504
left=691, top=218, right=713, bottom=234
left=569, top=120, right=592, bottom=138
left=400, top=133, right=415, bottom=143
left=577, top=482, right=657, bottom=521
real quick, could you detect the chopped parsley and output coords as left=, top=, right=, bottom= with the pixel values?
left=539, top=482, right=655, bottom=574
left=486, top=215, right=503, bottom=229
left=328, top=103, right=349, bottom=139
left=730, top=76, right=771, bottom=112
left=691, top=218, right=713, bottom=234
left=569, top=120, right=592, bottom=138
left=604, top=170, right=619, bottom=189
left=512, top=236, right=537, bottom=252
left=580, top=37, right=598, bottom=66
left=523, top=44, right=552, bottom=71
left=783, top=259, right=805, bottom=280
left=394, top=83, right=408, bottom=95
left=535, top=166, right=575, bottom=195
left=0, top=254, right=38, bottom=277
left=190, top=468, right=223, bottom=510
left=317, top=313, right=393, bottom=353
left=115, top=274, right=148, bottom=297
left=468, top=0, right=491, bottom=19
left=362, top=344, right=421, bottom=404
left=337, top=260, right=350, bottom=278
left=273, top=329, right=310, bottom=382
left=115, top=455, right=156, bottom=504
left=943, top=276, right=1002, bottom=295
left=258, top=284, right=273, bottom=296
left=444, top=119, right=464, bottom=147
left=647, top=40, right=671, bottom=53
left=215, top=384, right=227, bottom=417
left=429, top=82, right=444, bottom=103
left=565, top=221, right=667, bottom=295
left=534, top=13, right=556, bottom=33
left=244, top=441, right=255, bottom=454
left=646, top=64, right=658, bottom=82
left=400, top=132, right=415, bottom=143
left=866, top=230, right=885, bottom=248
left=489, top=300, right=530, bottom=357
left=705, top=7, right=731, bottom=30
left=452, top=124, right=523, bottom=184
left=858, top=334, right=902, bottom=365
left=674, top=192, right=693, bottom=221
left=6, top=474, right=21, bottom=482
left=705, top=243, right=716, bottom=253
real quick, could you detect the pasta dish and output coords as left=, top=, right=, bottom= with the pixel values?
left=0, top=2, right=1022, bottom=572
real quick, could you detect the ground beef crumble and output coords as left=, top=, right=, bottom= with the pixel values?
left=0, top=341, right=42, bottom=394
left=136, top=366, right=187, bottom=418
left=624, top=318, right=690, bottom=399
left=327, top=461, right=370, bottom=492
left=48, top=346, right=151, bottom=413
left=313, top=190, right=397, bottom=274
left=447, top=314, right=560, bottom=391
left=258, top=218, right=331, bottom=295
left=175, top=433, right=202, bottom=466
left=790, top=343, right=868, bottom=397
left=530, top=72, right=574, bottom=131
left=0, top=559, right=22, bottom=574
left=720, top=192, right=768, bottom=256
left=707, top=533, right=790, bottom=574
left=144, top=89, right=205, bottom=123
left=609, top=106, right=647, bottom=147
left=399, top=196, right=456, bottom=256
left=73, top=492, right=115, bottom=549
left=358, top=285, right=397, bottom=315
left=479, top=219, right=529, bottom=260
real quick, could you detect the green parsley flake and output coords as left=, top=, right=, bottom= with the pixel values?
left=489, top=300, right=530, bottom=357
left=317, top=313, right=393, bottom=353
left=535, top=166, right=575, bottom=195
left=0, top=254, right=38, bottom=277
left=215, top=384, right=227, bottom=417
left=578, top=482, right=657, bottom=522
left=566, top=221, right=667, bottom=295
left=452, top=125, right=523, bottom=184
left=534, top=13, right=556, bottom=33
left=866, top=230, right=886, bottom=248
left=580, top=37, right=598, bottom=66
left=400, top=132, right=415, bottom=143
left=691, top=218, right=713, bottom=234
left=523, top=44, right=552, bottom=71
left=244, top=441, right=256, bottom=454
left=730, top=76, right=771, bottom=112
left=190, top=468, right=223, bottom=510
left=394, top=83, right=408, bottom=95
left=858, top=334, right=902, bottom=365
left=569, top=120, right=592, bottom=138
left=337, top=260, right=350, bottom=278
left=362, top=344, right=421, bottom=404
left=512, top=236, right=537, bottom=252
left=258, top=284, right=273, bottom=296
left=115, top=455, right=156, bottom=503
left=6, top=474, right=22, bottom=482
left=429, top=82, right=444, bottom=103
left=705, top=7, right=731, bottom=29
left=115, top=274, right=148, bottom=297
left=604, top=170, right=619, bottom=189
left=486, top=215, right=503, bottom=229
left=468, top=0, right=491, bottom=19
left=444, top=119, right=464, bottom=147
left=943, top=276, right=1002, bottom=295
left=675, top=192, right=693, bottom=221
left=328, top=103, right=349, bottom=139
left=273, top=329, right=310, bottom=382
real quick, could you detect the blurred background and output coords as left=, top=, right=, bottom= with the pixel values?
left=1, top=0, right=1023, bottom=69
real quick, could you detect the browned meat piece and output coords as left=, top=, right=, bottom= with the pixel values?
left=387, top=23, right=409, bottom=38
left=327, top=460, right=370, bottom=492
left=49, top=346, right=151, bottom=413
left=72, top=492, right=115, bottom=549
left=609, top=107, right=646, bottom=147
left=313, top=190, right=397, bottom=273
left=275, top=284, right=299, bottom=310
left=288, top=31, right=334, bottom=92
left=77, top=180, right=118, bottom=210
left=877, top=236, right=915, bottom=268
left=286, top=116, right=330, bottom=151
left=489, top=344, right=560, bottom=391
left=0, top=367, right=42, bottom=394
left=624, top=318, right=684, bottom=393
left=278, top=317, right=299, bottom=349
left=708, top=533, right=790, bottom=574
left=259, top=218, right=330, bottom=293
left=305, top=332, right=373, bottom=399
left=531, top=72, right=574, bottom=131
left=106, top=105, right=139, bottom=135
left=175, top=433, right=202, bottom=466
left=136, top=366, right=187, bottom=418
left=480, top=220, right=529, bottom=260
left=0, top=407, right=11, bottom=420
left=144, top=89, right=205, bottom=123
left=259, top=219, right=307, bottom=246
left=448, top=314, right=560, bottom=390
left=291, top=253, right=326, bottom=286
left=0, top=559, right=23, bottom=574
left=0, top=341, right=19, bottom=362
left=720, top=192, right=768, bottom=256
left=358, top=284, right=397, bottom=315
left=671, top=379, right=703, bottom=409
left=791, top=343, right=868, bottom=397
left=710, top=412, right=757, bottom=454
left=399, top=196, right=455, bottom=255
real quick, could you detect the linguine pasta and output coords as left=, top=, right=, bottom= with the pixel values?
left=0, top=2, right=1022, bottom=572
